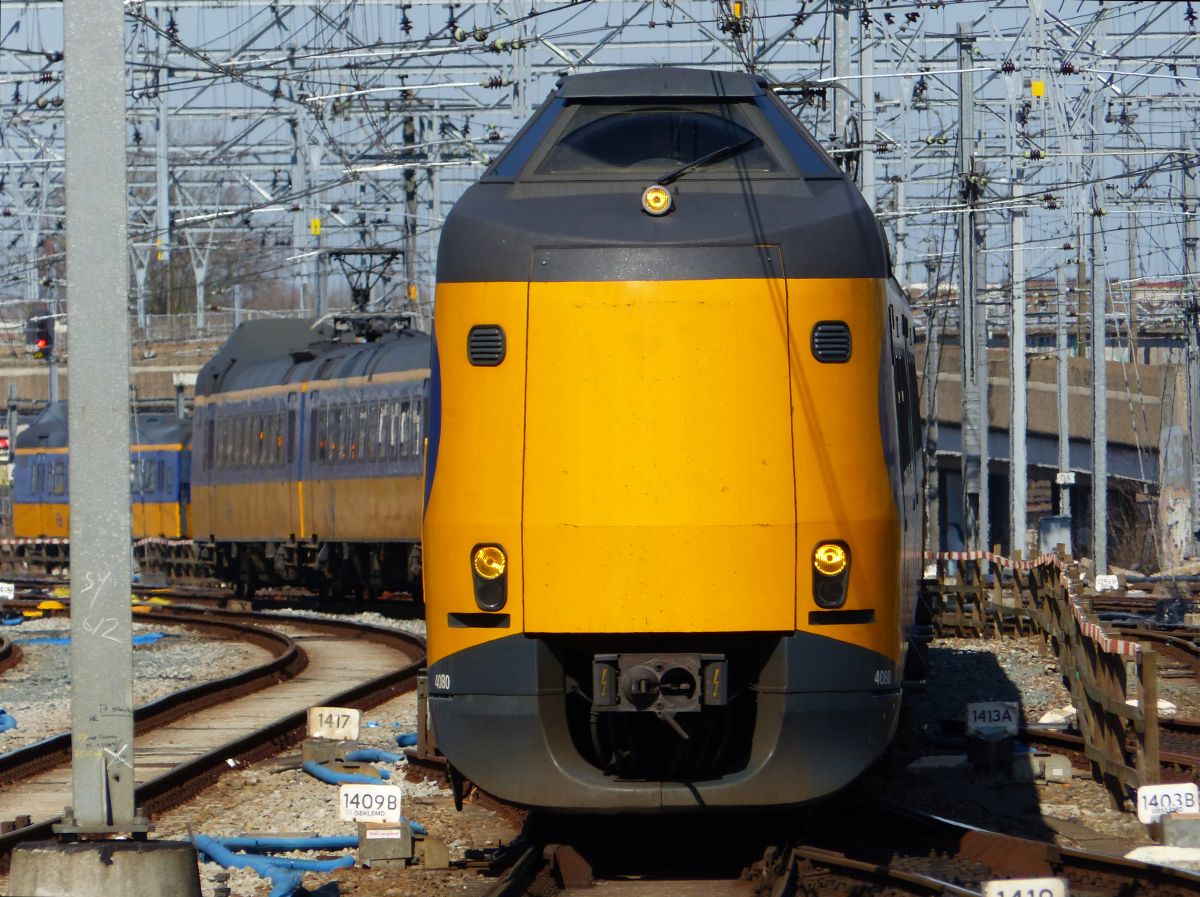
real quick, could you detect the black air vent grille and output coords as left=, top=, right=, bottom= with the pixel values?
left=468, top=325, right=506, bottom=366
left=811, top=321, right=852, bottom=363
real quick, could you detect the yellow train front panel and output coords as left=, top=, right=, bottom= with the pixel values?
left=523, top=276, right=795, bottom=634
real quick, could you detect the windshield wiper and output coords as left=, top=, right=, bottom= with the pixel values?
left=656, top=135, right=762, bottom=186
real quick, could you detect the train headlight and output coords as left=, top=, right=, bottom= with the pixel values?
left=471, top=544, right=508, bottom=611
left=813, top=543, right=847, bottom=576
left=641, top=185, right=672, bottom=216
left=473, top=545, right=506, bottom=579
left=812, top=541, right=850, bottom=608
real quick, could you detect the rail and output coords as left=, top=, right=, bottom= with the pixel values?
left=925, top=549, right=1160, bottom=810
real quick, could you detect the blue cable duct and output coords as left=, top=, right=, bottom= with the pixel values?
left=344, top=748, right=405, bottom=765
left=302, top=759, right=390, bottom=784
left=0, top=709, right=16, bottom=733
left=395, top=732, right=418, bottom=747
left=193, top=835, right=354, bottom=897
left=217, top=836, right=360, bottom=852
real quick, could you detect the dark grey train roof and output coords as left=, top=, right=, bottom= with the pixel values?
left=557, top=68, right=764, bottom=100
left=197, top=318, right=431, bottom=398
left=15, top=402, right=192, bottom=451
left=438, top=66, right=890, bottom=284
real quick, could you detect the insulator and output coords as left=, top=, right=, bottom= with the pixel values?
left=1059, top=61, right=1076, bottom=75
left=1000, top=60, right=1016, bottom=74
left=474, top=28, right=488, bottom=42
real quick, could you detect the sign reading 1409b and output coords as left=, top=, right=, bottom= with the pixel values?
left=339, top=783, right=403, bottom=823
left=966, top=701, right=1019, bottom=737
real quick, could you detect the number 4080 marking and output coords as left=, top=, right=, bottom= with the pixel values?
left=433, top=673, right=451, bottom=690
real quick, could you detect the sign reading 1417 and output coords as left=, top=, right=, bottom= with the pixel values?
left=307, top=706, right=361, bottom=740
left=966, top=701, right=1019, bottom=737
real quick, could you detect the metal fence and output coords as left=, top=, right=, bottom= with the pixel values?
left=925, top=550, right=1160, bottom=809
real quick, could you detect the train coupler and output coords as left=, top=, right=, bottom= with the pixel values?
left=591, top=653, right=727, bottom=713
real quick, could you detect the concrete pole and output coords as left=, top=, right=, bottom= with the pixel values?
left=1010, top=177, right=1027, bottom=554
left=291, top=111, right=314, bottom=316
left=309, top=139, right=324, bottom=315
left=957, top=23, right=987, bottom=551
left=404, top=115, right=418, bottom=311
left=1184, top=134, right=1200, bottom=554
left=154, top=17, right=170, bottom=324
left=1056, top=259, right=1072, bottom=524
left=1090, top=193, right=1108, bottom=574
left=922, top=263, right=941, bottom=555
left=859, top=5, right=876, bottom=211
left=1126, top=122, right=1139, bottom=362
left=7, top=384, right=18, bottom=459
left=233, top=283, right=243, bottom=328
left=832, top=0, right=851, bottom=158
left=63, top=0, right=137, bottom=832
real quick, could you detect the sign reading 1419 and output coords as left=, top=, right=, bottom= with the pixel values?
left=983, top=878, right=1067, bottom=897
left=966, top=701, right=1019, bottom=737
left=307, top=706, right=360, bottom=740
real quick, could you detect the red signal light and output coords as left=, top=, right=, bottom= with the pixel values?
left=35, top=338, right=48, bottom=350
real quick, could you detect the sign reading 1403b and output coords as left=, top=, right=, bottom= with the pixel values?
left=1137, top=782, right=1199, bottom=824
left=966, top=701, right=1019, bottom=737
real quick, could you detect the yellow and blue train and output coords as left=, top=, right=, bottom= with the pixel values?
left=423, top=67, right=923, bottom=812
left=13, top=402, right=192, bottom=541
left=191, top=316, right=429, bottom=599
left=12, top=316, right=430, bottom=600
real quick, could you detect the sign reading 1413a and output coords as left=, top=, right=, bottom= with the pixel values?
left=966, top=701, right=1019, bottom=737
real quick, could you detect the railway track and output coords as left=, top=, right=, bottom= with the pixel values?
left=475, top=798, right=1200, bottom=897
left=0, top=606, right=423, bottom=862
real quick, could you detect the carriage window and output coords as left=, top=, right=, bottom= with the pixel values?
left=142, top=458, right=157, bottom=493
left=365, top=403, right=378, bottom=462
left=51, top=461, right=66, bottom=496
left=330, top=407, right=342, bottom=462
left=205, top=418, right=214, bottom=472
left=389, top=400, right=401, bottom=461
left=287, top=409, right=296, bottom=465
left=410, top=401, right=422, bottom=457
left=356, top=404, right=368, bottom=462
left=163, top=462, right=175, bottom=495
left=399, top=401, right=411, bottom=457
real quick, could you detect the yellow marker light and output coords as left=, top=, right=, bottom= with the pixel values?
left=473, top=545, right=507, bottom=580
left=22, top=610, right=43, bottom=619
left=133, top=604, right=153, bottom=615
left=37, top=600, right=66, bottom=610
left=813, top=542, right=848, bottom=577
left=641, top=185, right=673, bottom=216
